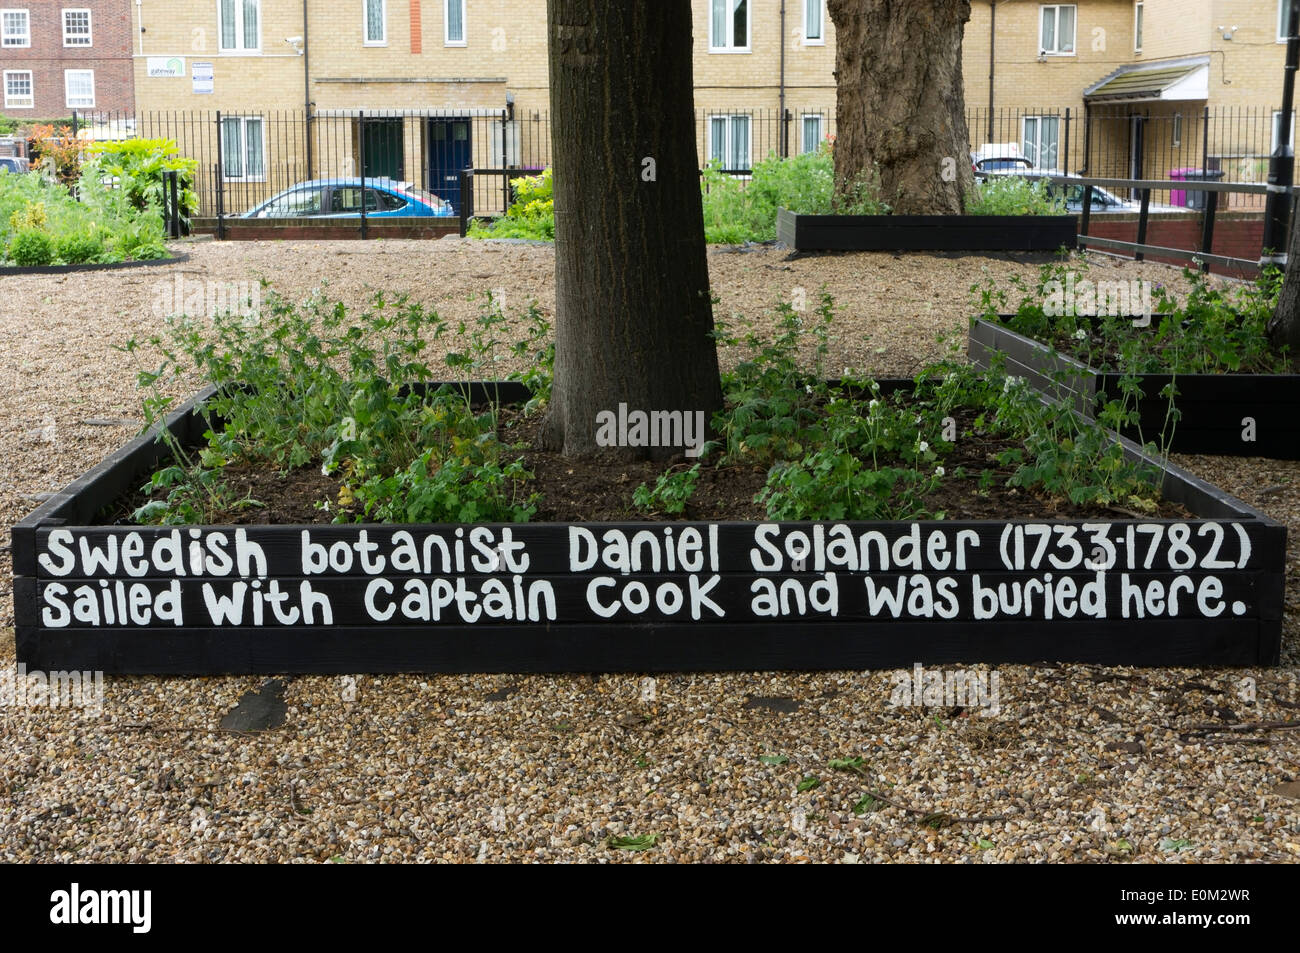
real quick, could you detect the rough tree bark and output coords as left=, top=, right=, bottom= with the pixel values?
left=827, top=0, right=975, bottom=214
left=1268, top=212, right=1300, bottom=370
left=542, top=0, right=722, bottom=459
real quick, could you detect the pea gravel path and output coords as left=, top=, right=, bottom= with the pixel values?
left=1, top=237, right=1297, bottom=863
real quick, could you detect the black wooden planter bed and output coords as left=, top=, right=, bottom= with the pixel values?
left=11, top=380, right=1287, bottom=674
left=969, top=318, right=1300, bottom=459
left=776, top=208, right=1077, bottom=252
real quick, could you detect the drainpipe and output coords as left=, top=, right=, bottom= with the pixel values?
left=987, top=1, right=996, bottom=142
left=136, top=0, right=144, bottom=56
left=303, top=0, right=313, bottom=178
left=779, top=0, right=787, bottom=157
left=1263, top=0, right=1298, bottom=265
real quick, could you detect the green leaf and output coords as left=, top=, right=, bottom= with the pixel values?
left=796, top=776, right=821, bottom=793
left=607, top=833, right=659, bottom=852
left=759, top=754, right=789, bottom=766
left=852, top=793, right=880, bottom=815
left=828, top=756, right=866, bottom=772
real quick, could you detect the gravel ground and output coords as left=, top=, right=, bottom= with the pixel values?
left=1, top=237, right=1298, bottom=863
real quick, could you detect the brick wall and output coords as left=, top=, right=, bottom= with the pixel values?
left=1084, top=211, right=1265, bottom=277
left=0, top=2, right=134, bottom=118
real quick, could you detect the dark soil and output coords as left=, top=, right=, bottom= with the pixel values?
left=114, top=406, right=1193, bottom=525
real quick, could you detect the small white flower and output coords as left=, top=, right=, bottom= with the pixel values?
left=918, top=441, right=930, bottom=453
left=868, top=399, right=880, bottom=411
left=1074, top=328, right=1088, bottom=341
left=805, top=384, right=813, bottom=395
left=934, top=466, right=945, bottom=477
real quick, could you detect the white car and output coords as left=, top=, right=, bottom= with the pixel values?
left=971, top=143, right=1033, bottom=179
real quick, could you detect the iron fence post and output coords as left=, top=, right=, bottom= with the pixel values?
left=1200, top=189, right=1217, bottom=273
left=215, top=111, right=226, bottom=240
left=358, top=109, right=367, bottom=240
left=1135, top=187, right=1151, bottom=262
left=1063, top=108, right=1070, bottom=176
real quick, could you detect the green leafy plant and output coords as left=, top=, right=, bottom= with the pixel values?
left=53, top=226, right=106, bottom=264
left=123, top=289, right=547, bottom=526
left=0, top=153, right=171, bottom=265
left=468, top=168, right=554, bottom=240
left=965, top=175, right=1068, bottom=216
left=975, top=258, right=1289, bottom=375
left=633, top=464, right=701, bottom=515
left=6, top=227, right=54, bottom=266
left=467, top=146, right=891, bottom=245
left=81, top=138, right=199, bottom=232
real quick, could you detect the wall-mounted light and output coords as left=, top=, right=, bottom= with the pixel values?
left=1218, top=24, right=1238, bottom=41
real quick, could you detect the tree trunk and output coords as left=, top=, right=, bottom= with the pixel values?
left=827, top=0, right=974, bottom=215
left=542, top=0, right=722, bottom=460
left=1267, top=206, right=1300, bottom=370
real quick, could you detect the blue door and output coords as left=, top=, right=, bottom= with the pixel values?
left=428, top=118, right=472, bottom=212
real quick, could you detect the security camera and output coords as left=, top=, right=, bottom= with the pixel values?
left=285, top=35, right=303, bottom=46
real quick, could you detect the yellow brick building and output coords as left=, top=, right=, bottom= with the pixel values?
left=967, top=1, right=1292, bottom=207
left=122, top=1, right=1294, bottom=213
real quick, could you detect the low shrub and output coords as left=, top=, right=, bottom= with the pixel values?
left=54, top=227, right=106, bottom=264
left=965, top=175, right=1068, bottom=216
left=468, top=168, right=554, bottom=240
left=0, top=151, right=170, bottom=266
left=7, top=228, right=55, bottom=266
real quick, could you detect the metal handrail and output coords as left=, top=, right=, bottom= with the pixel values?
left=1039, top=174, right=1283, bottom=195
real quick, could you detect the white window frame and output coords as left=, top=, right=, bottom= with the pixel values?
left=802, top=0, right=823, bottom=45
left=364, top=0, right=386, bottom=46
left=800, top=114, right=823, bottom=154
left=1, top=8, right=30, bottom=48
left=444, top=0, right=466, bottom=46
left=1133, top=2, right=1143, bottom=53
left=709, top=0, right=751, bottom=53
left=63, top=8, right=92, bottom=47
left=64, top=69, right=95, bottom=108
left=708, top=114, right=752, bottom=173
left=220, top=115, right=266, bottom=182
left=1280, top=1, right=1295, bottom=42
left=3, top=69, right=33, bottom=108
left=218, top=0, right=261, bottom=54
left=1022, top=115, right=1060, bottom=169
left=1039, top=4, right=1076, bottom=56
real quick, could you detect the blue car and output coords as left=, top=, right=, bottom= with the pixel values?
left=241, top=177, right=454, bottom=218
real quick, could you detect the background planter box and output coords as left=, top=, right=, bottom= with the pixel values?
left=776, top=208, right=1077, bottom=252
left=969, top=318, right=1300, bottom=459
left=0, top=252, right=189, bottom=276
left=11, top=381, right=1286, bottom=674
